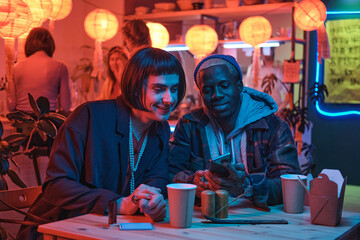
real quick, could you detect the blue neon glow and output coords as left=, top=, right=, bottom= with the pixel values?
left=315, top=58, right=360, bottom=116
left=314, top=10, right=360, bottom=116
left=327, top=11, right=360, bottom=15
left=164, top=45, right=189, bottom=52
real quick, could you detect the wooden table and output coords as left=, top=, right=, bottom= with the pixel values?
left=38, top=200, right=360, bottom=240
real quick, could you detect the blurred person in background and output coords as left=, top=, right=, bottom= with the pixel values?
left=7, top=27, right=71, bottom=115
left=97, top=46, right=128, bottom=100
left=121, top=19, right=152, bottom=57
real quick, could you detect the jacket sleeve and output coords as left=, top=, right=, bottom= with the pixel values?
left=245, top=118, right=301, bottom=207
left=168, top=118, right=195, bottom=184
left=42, top=118, right=120, bottom=215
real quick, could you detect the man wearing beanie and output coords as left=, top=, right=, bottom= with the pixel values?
left=168, top=54, right=301, bottom=209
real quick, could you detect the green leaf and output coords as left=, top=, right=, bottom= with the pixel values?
left=0, top=226, right=8, bottom=240
left=0, top=120, right=3, bottom=139
left=0, top=158, right=9, bottom=175
left=6, top=111, right=34, bottom=122
left=28, top=93, right=41, bottom=118
left=37, top=119, right=57, bottom=137
left=7, top=169, right=27, bottom=188
left=36, top=96, right=50, bottom=115
left=0, top=174, right=8, bottom=190
left=37, top=129, right=48, bottom=142
left=3, top=133, right=26, bottom=147
left=46, top=112, right=67, bottom=122
left=0, top=140, right=10, bottom=154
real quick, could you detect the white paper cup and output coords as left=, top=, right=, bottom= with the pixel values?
left=281, top=174, right=307, bottom=214
left=167, top=183, right=197, bottom=228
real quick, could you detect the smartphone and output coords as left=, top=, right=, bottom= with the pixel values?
left=209, top=153, right=231, bottom=178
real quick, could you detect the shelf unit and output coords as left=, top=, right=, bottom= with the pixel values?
left=124, top=2, right=304, bottom=50
left=124, top=2, right=295, bottom=22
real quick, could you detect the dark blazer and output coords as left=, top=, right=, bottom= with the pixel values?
left=17, top=96, right=169, bottom=239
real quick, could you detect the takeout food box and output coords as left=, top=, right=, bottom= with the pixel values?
left=309, top=169, right=347, bottom=227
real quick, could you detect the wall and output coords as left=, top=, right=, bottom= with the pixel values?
left=307, top=1, right=360, bottom=184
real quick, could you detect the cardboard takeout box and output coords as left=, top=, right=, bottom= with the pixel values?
left=309, top=169, right=347, bottom=227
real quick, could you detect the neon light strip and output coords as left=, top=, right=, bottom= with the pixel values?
left=315, top=59, right=360, bottom=116
left=163, top=45, right=189, bottom=51
left=164, top=41, right=280, bottom=51
left=223, top=42, right=280, bottom=49
left=315, top=10, right=360, bottom=116
left=327, top=11, right=360, bottom=15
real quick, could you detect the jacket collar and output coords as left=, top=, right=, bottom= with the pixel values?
left=115, top=96, right=130, bottom=136
left=183, top=108, right=210, bottom=128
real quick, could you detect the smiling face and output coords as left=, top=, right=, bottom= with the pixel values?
left=109, top=52, right=126, bottom=78
left=140, top=74, right=180, bottom=122
left=199, top=64, right=242, bottom=122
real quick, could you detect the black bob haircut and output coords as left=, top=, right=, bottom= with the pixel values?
left=121, top=47, right=186, bottom=111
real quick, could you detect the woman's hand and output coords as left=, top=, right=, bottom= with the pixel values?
left=139, top=192, right=166, bottom=222
left=117, top=184, right=166, bottom=221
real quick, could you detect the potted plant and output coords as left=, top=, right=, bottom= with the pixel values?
left=0, top=93, right=67, bottom=190
left=262, top=76, right=328, bottom=174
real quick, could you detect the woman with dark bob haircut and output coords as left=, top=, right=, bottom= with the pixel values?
left=121, top=47, right=186, bottom=111
left=7, top=27, right=71, bottom=114
left=17, top=48, right=186, bottom=239
left=25, top=27, right=55, bottom=57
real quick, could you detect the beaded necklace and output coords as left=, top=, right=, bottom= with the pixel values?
left=129, top=117, right=148, bottom=193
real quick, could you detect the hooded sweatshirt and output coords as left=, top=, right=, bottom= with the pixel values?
left=205, top=87, right=278, bottom=173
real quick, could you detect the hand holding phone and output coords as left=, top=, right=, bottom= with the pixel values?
left=208, top=153, right=231, bottom=178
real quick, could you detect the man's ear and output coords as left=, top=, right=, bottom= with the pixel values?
left=238, top=80, right=243, bottom=92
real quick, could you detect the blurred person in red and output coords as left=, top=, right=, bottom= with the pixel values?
left=7, top=27, right=71, bottom=115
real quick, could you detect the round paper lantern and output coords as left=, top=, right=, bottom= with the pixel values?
left=38, top=0, right=53, bottom=22
left=84, top=9, right=119, bottom=84
left=49, top=0, right=72, bottom=21
left=84, top=8, right=118, bottom=42
left=239, top=16, right=272, bottom=47
left=239, top=16, right=271, bottom=89
left=0, top=0, right=33, bottom=39
left=294, top=0, right=326, bottom=31
left=25, top=0, right=45, bottom=28
left=146, top=22, right=169, bottom=49
left=0, top=0, right=33, bottom=97
left=185, top=25, right=218, bottom=58
left=0, top=0, right=17, bottom=28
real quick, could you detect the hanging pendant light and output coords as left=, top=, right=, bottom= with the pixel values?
left=84, top=8, right=119, bottom=81
left=48, top=0, right=72, bottom=32
left=185, top=24, right=218, bottom=61
left=0, top=0, right=33, bottom=94
left=294, top=0, right=329, bottom=63
left=239, top=16, right=272, bottom=88
left=146, top=22, right=169, bottom=49
left=0, top=0, right=17, bottom=28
